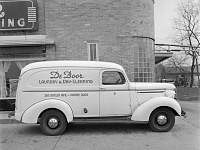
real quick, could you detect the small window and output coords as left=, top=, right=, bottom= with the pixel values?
left=87, top=42, right=99, bottom=61
left=102, top=71, right=126, bottom=85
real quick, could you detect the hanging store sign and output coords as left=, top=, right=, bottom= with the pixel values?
left=0, top=0, right=38, bottom=31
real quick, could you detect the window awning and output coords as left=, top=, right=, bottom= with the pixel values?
left=0, top=35, right=55, bottom=47
left=155, top=52, right=173, bottom=64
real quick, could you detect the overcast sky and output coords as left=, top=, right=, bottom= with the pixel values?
left=154, top=0, right=200, bottom=65
left=154, top=0, right=182, bottom=44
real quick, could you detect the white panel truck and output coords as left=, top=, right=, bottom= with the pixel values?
left=11, top=61, right=186, bottom=135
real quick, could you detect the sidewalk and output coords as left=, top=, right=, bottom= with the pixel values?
left=0, top=111, right=20, bottom=124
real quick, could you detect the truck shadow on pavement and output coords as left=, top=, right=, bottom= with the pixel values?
left=64, top=122, right=150, bottom=135
left=20, top=122, right=151, bottom=136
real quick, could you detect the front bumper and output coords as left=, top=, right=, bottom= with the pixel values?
left=181, top=109, right=187, bottom=118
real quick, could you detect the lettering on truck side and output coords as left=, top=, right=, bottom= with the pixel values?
left=44, top=93, right=89, bottom=98
left=37, top=70, right=93, bottom=85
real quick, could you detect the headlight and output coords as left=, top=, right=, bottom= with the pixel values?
left=166, top=90, right=176, bottom=99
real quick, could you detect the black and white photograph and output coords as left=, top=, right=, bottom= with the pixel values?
left=0, top=0, right=199, bottom=149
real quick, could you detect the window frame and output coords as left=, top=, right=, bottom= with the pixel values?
left=101, top=70, right=126, bottom=85
left=87, top=42, right=99, bottom=61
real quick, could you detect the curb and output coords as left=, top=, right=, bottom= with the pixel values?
left=0, top=119, right=21, bottom=124
left=0, top=111, right=21, bottom=124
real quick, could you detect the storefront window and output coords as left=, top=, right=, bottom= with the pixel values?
left=0, top=60, right=37, bottom=111
left=0, top=61, right=11, bottom=98
left=0, top=61, right=34, bottom=98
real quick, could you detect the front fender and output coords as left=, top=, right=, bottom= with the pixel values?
left=131, top=97, right=181, bottom=122
left=21, top=99, right=73, bottom=123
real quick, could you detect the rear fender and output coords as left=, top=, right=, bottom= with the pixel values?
left=21, top=99, right=73, bottom=123
left=131, top=97, right=181, bottom=122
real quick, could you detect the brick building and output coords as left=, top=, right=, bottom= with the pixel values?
left=0, top=0, right=155, bottom=109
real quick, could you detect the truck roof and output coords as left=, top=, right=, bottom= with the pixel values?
left=21, top=60, right=125, bottom=74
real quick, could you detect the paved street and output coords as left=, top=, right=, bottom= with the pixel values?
left=0, top=101, right=200, bottom=150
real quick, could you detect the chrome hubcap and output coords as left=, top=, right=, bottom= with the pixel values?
left=157, top=115, right=167, bottom=125
left=48, top=118, right=59, bottom=129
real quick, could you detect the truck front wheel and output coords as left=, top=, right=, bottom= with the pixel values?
left=40, top=110, right=67, bottom=136
left=149, top=108, right=175, bottom=132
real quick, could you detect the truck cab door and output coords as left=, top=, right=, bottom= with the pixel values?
left=100, top=69, right=131, bottom=116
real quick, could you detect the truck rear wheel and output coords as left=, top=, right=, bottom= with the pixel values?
left=149, top=108, right=175, bottom=132
left=40, top=110, right=67, bottom=136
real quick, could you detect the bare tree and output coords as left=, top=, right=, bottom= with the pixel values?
left=173, top=0, right=200, bottom=87
left=164, top=53, right=189, bottom=86
left=166, top=53, right=189, bottom=69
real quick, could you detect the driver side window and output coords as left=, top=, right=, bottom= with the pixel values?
left=102, top=71, right=126, bottom=85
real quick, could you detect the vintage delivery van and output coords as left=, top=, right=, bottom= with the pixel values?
left=13, top=61, right=186, bottom=135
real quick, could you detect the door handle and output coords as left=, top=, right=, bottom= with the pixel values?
left=100, top=88, right=106, bottom=90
